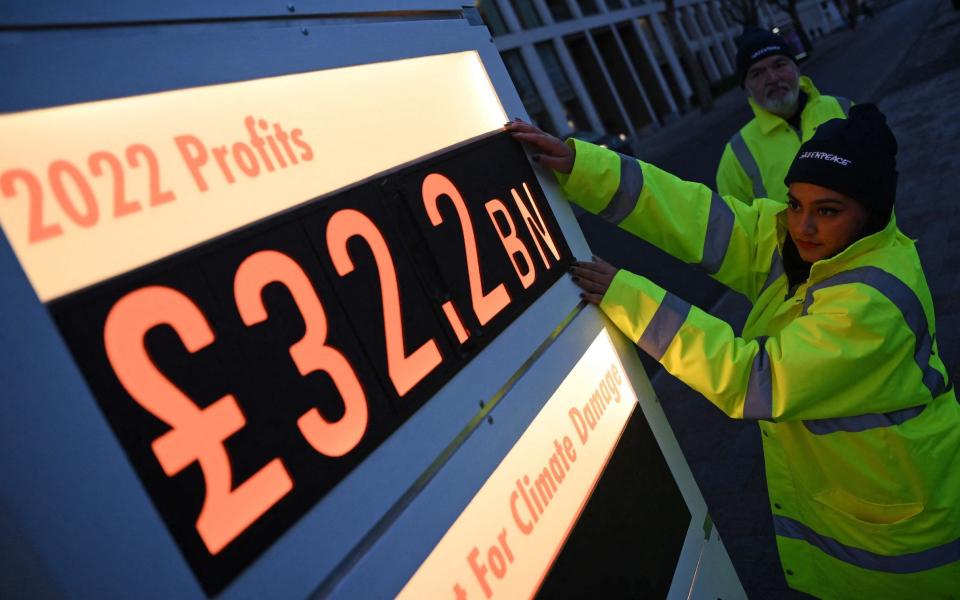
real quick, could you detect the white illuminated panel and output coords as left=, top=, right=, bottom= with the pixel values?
left=0, top=51, right=506, bottom=301
left=399, top=328, right=636, bottom=599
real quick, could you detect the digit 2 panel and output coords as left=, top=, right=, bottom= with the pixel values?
left=388, top=132, right=572, bottom=350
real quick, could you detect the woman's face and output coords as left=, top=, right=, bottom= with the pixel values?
left=787, top=182, right=870, bottom=263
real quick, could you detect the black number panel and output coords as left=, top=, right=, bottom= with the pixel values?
left=47, top=132, right=574, bottom=595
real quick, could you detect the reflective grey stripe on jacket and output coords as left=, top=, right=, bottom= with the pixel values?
left=759, top=247, right=784, bottom=297
left=729, top=132, right=767, bottom=198
left=803, top=404, right=927, bottom=435
left=599, top=153, right=643, bottom=224
left=744, top=336, right=773, bottom=420
left=700, top=194, right=734, bottom=274
left=638, top=293, right=691, bottom=361
left=775, top=515, right=960, bottom=573
left=803, top=266, right=948, bottom=399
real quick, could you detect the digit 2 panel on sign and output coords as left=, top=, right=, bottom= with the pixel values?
left=46, top=131, right=573, bottom=594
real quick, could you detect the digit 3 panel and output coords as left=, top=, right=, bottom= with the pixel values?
left=0, top=3, right=744, bottom=599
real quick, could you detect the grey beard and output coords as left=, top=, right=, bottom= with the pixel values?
left=761, top=85, right=800, bottom=117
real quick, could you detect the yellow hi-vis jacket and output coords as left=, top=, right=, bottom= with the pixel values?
left=560, top=140, right=960, bottom=599
left=716, top=76, right=852, bottom=204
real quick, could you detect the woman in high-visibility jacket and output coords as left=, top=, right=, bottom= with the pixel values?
left=507, top=105, right=960, bottom=599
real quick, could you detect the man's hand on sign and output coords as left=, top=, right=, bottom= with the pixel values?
left=504, top=118, right=575, bottom=174
left=570, top=257, right=617, bottom=304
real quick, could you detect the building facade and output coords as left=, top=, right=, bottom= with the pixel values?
left=478, top=0, right=847, bottom=144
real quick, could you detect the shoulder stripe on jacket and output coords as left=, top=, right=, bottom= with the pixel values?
left=638, top=293, right=691, bottom=361
left=599, top=153, right=644, bottom=225
left=775, top=515, right=960, bottom=573
left=729, top=132, right=767, bottom=199
left=803, top=266, right=947, bottom=399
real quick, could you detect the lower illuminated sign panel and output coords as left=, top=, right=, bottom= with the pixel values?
left=400, top=330, right=690, bottom=598
left=48, top=132, right=573, bottom=594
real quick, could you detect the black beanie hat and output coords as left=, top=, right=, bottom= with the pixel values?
left=736, top=27, right=793, bottom=86
left=784, top=104, right=898, bottom=223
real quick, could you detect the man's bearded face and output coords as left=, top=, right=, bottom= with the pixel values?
left=745, top=55, right=800, bottom=116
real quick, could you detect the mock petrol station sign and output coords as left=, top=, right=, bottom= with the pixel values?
left=0, top=52, right=574, bottom=594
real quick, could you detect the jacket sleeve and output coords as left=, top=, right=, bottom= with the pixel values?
left=600, top=270, right=929, bottom=421
left=716, top=142, right=755, bottom=205
left=558, top=138, right=778, bottom=302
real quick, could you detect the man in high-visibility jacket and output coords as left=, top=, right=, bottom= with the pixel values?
left=507, top=104, right=960, bottom=598
left=717, top=28, right=852, bottom=204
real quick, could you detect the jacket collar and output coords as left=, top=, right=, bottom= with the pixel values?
left=748, top=76, right=820, bottom=135
left=776, top=209, right=899, bottom=284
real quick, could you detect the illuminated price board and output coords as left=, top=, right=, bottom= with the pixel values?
left=27, top=131, right=572, bottom=593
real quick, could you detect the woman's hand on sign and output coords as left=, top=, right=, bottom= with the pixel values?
left=570, top=257, right=618, bottom=305
left=504, top=118, right=575, bottom=174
